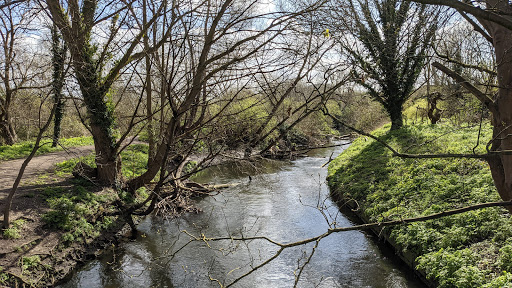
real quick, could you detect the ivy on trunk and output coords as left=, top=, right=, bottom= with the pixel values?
left=51, top=25, right=67, bottom=148
left=334, top=0, right=439, bottom=130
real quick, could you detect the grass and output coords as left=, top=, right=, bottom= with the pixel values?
left=0, top=136, right=93, bottom=162
left=55, top=144, right=149, bottom=179
left=2, top=219, right=26, bottom=239
left=46, top=144, right=151, bottom=243
left=328, top=122, right=512, bottom=287
left=41, top=184, right=117, bottom=244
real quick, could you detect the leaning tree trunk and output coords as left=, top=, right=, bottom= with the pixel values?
left=487, top=23, right=512, bottom=213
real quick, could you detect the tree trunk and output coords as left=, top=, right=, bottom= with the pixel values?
left=77, top=67, right=120, bottom=186
left=487, top=23, right=512, bottom=213
left=143, top=0, right=155, bottom=162
left=52, top=98, right=64, bottom=147
left=91, top=123, right=121, bottom=186
left=51, top=25, right=66, bottom=148
left=387, top=102, right=404, bottom=131
left=0, top=115, right=17, bottom=145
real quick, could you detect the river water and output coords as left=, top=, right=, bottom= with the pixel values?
left=59, top=144, right=425, bottom=288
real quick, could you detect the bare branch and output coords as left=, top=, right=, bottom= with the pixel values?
left=434, top=48, right=496, bottom=76
left=0, top=0, right=26, bottom=10
left=183, top=200, right=512, bottom=286
left=409, top=0, right=512, bottom=30
left=432, top=61, right=497, bottom=114
left=323, top=108, right=490, bottom=160
left=458, top=11, right=493, bottom=43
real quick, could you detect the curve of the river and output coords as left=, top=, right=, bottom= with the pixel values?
left=59, top=143, right=425, bottom=288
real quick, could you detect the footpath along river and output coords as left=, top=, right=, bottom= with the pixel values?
left=59, top=143, right=425, bottom=288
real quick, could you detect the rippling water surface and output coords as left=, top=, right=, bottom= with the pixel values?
left=59, top=144, right=425, bottom=288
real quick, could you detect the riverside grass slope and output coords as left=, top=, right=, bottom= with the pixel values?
left=327, top=123, right=512, bottom=287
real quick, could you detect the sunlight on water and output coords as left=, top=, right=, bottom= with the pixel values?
left=59, top=143, right=425, bottom=288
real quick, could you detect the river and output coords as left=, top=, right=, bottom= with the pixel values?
left=59, top=143, right=425, bottom=288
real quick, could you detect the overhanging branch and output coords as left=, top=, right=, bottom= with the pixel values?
left=409, top=0, right=512, bottom=31
left=458, top=11, right=493, bottom=43
left=181, top=199, right=512, bottom=287
left=322, top=108, right=490, bottom=160
left=433, top=49, right=496, bottom=76
left=432, top=61, right=497, bottom=115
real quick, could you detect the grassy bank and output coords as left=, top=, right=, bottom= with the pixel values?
left=327, top=123, right=512, bottom=287
left=0, top=144, right=150, bottom=287
left=0, top=136, right=94, bottom=162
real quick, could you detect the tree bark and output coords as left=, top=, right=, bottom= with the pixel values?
left=51, top=25, right=66, bottom=147
left=0, top=113, right=17, bottom=145
left=75, top=59, right=120, bottom=186
left=487, top=22, right=512, bottom=212
left=387, top=102, right=404, bottom=131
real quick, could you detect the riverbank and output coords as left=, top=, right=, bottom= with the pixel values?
left=327, top=123, right=512, bottom=287
left=0, top=134, right=338, bottom=287
left=0, top=143, right=150, bottom=287
left=0, top=175, right=131, bottom=287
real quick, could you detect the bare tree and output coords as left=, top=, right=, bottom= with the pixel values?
left=244, top=22, right=348, bottom=156
left=2, top=91, right=56, bottom=228
left=0, top=1, right=41, bottom=145
left=43, top=0, right=324, bottom=187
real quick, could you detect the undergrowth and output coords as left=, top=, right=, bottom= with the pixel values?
left=328, top=122, right=512, bottom=287
left=45, top=144, right=152, bottom=243
left=41, top=183, right=117, bottom=244
left=2, top=219, right=26, bottom=239
left=55, top=144, right=149, bottom=179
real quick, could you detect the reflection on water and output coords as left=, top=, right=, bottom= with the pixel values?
left=59, top=143, right=425, bottom=288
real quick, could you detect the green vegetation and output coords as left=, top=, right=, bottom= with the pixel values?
left=0, top=136, right=93, bottom=161
left=55, top=144, right=149, bottom=179
left=328, top=123, right=512, bottom=287
left=43, top=144, right=151, bottom=243
left=54, top=154, right=96, bottom=177
left=120, top=144, right=150, bottom=178
left=41, top=184, right=117, bottom=243
left=2, top=218, right=26, bottom=239
left=0, top=266, right=7, bottom=285
left=21, top=255, right=41, bottom=271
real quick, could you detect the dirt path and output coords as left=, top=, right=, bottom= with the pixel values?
left=0, top=145, right=97, bottom=283
left=0, top=145, right=94, bottom=196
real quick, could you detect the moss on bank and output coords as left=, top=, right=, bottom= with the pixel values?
left=328, top=123, right=512, bottom=287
